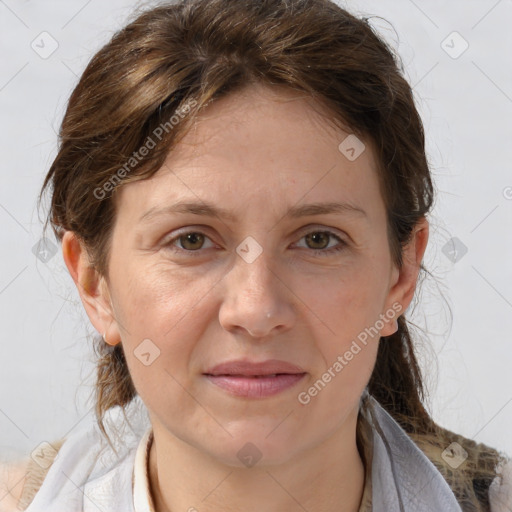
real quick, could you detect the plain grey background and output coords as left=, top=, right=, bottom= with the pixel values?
left=1, top=0, right=511, bottom=461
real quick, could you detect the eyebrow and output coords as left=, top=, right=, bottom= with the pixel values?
left=138, top=200, right=368, bottom=224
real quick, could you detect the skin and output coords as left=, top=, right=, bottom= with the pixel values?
left=62, top=83, right=429, bottom=512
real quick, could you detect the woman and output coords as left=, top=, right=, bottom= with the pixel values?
left=1, top=0, right=510, bottom=510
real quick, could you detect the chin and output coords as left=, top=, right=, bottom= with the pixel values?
left=210, top=431, right=300, bottom=469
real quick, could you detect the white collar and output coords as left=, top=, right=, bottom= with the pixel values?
left=133, top=427, right=156, bottom=512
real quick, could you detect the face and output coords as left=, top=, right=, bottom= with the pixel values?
left=70, top=83, right=420, bottom=468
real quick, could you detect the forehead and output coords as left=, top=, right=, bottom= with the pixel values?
left=114, top=83, right=384, bottom=222
left=185, top=83, right=363, bottom=160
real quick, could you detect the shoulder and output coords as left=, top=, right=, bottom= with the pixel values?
left=490, top=458, right=512, bottom=512
left=0, top=457, right=31, bottom=512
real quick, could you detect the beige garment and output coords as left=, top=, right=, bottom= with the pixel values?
left=17, top=438, right=66, bottom=510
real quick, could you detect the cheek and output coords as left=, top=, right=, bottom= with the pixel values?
left=115, top=260, right=208, bottom=329
left=315, top=270, right=385, bottom=331
left=300, top=277, right=381, bottom=408
left=116, top=266, right=204, bottom=414
left=112, top=265, right=202, bottom=382
left=304, top=261, right=387, bottom=376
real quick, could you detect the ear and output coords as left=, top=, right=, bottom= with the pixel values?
left=380, top=217, right=429, bottom=337
left=61, top=231, right=121, bottom=346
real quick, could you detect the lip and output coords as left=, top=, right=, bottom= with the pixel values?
left=204, top=359, right=306, bottom=377
left=204, top=374, right=306, bottom=398
left=203, top=359, right=307, bottom=398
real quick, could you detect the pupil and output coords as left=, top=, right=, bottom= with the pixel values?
left=183, top=233, right=203, bottom=249
left=309, top=232, right=328, bottom=249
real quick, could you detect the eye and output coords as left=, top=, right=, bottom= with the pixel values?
left=164, top=230, right=215, bottom=256
left=294, top=230, right=347, bottom=256
left=163, top=228, right=347, bottom=257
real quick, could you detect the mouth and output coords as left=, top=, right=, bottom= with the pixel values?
left=203, top=372, right=307, bottom=398
left=203, top=373, right=299, bottom=377
left=202, top=359, right=307, bottom=398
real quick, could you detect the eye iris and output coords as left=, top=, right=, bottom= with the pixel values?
left=306, top=232, right=329, bottom=249
left=180, top=232, right=204, bottom=250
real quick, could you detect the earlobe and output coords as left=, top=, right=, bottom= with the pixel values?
left=61, top=231, right=120, bottom=346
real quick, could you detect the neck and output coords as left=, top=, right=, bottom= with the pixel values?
left=147, top=409, right=366, bottom=512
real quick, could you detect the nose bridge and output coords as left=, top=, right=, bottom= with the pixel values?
left=219, top=238, right=294, bottom=338
left=233, top=240, right=278, bottom=303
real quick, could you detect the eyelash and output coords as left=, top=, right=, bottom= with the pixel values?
left=163, top=229, right=347, bottom=257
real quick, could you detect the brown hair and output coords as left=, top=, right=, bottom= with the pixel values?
left=38, top=0, right=506, bottom=508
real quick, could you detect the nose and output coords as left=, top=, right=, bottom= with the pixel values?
left=218, top=250, right=295, bottom=340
